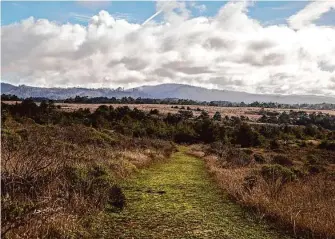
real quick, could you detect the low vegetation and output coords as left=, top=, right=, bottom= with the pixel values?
left=1, top=117, right=175, bottom=237
left=90, top=147, right=291, bottom=238
left=193, top=142, right=335, bottom=238
left=1, top=98, right=334, bottom=238
left=3, top=93, right=334, bottom=110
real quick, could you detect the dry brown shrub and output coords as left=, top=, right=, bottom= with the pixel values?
left=1, top=123, right=175, bottom=237
left=202, top=151, right=335, bottom=238
left=196, top=142, right=335, bottom=238
left=187, top=144, right=206, bottom=158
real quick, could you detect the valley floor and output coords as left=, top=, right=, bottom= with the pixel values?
left=91, top=146, right=293, bottom=239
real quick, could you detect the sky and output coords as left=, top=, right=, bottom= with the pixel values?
left=1, top=1, right=335, bottom=96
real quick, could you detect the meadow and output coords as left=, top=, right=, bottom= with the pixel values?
left=1, top=99, right=334, bottom=238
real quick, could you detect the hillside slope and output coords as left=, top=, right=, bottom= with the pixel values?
left=1, top=82, right=334, bottom=104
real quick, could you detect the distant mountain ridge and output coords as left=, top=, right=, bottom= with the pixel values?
left=1, top=82, right=335, bottom=104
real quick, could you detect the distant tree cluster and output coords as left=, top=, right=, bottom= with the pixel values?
left=259, top=110, right=335, bottom=130
left=1, top=94, right=21, bottom=101
left=2, top=99, right=334, bottom=148
left=3, top=93, right=334, bottom=110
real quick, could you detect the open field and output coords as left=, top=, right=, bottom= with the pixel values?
left=3, top=101, right=335, bottom=120
left=2, top=99, right=334, bottom=238
left=56, top=103, right=335, bottom=120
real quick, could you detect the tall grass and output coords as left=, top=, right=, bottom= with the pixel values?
left=1, top=120, right=176, bottom=238
left=198, top=145, right=335, bottom=238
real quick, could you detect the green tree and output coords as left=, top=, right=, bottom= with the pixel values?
left=213, top=111, right=222, bottom=121
left=235, top=123, right=261, bottom=147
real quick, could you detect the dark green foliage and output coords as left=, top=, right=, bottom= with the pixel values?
left=218, top=147, right=253, bottom=167
left=107, top=185, right=126, bottom=211
left=272, top=155, right=293, bottom=166
left=306, top=155, right=321, bottom=165
left=64, top=164, right=116, bottom=208
left=198, top=111, right=209, bottom=120
left=149, top=109, right=159, bottom=115
left=307, top=165, right=325, bottom=174
left=261, top=164, right=296, bottom=184
left=242, top=148, right=253, bottom=155
left=227, top=150, right=252, bottom=167
left=1, top=100, right=333, bottom=147
left=174, top=126, right=196, bottom=143
left=269, top=139, right=280, bottom=150
left=178, top=110, right=193, bottom=119
left=319, top=140, right=335, bottom=151
left=254, top=153, right=266, bottom=163
left=234, top=123, right=261, bottom=148
left=259, top=111, right=335, bottom=131
left=213, top=111, right=222, bottom=121
left=305, top=155, right=326, bottom=174
left=194, top=119, right=218, bottom=143
left=298, top=141, right=307, bottom=147
left=304, top=124, right=318, bottom=137
left=1, top=94, right=21, bottom=101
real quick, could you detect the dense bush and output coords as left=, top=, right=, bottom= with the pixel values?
left=253, top=153, right=267, bottom=163
left=2, top=101, right=333, bottom=147
left=234, top=123, right=262, bottom=147
left=0, top=121, right=175, bottom=237
left=261, top=164, right=296, bottom=184
left=272, top=155, right=293, bottom=166
left=319, top=140, right=335, bottom=151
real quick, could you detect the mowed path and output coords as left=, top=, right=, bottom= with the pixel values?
left=96, top=147, right=292, bottom=239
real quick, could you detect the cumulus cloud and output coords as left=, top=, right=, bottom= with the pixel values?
left=2, top=0, right=335, bottom=96
left=288, top=1, right=335, bottom=29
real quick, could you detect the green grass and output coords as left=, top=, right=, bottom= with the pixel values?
left=90, top=146, right=292, bottom=238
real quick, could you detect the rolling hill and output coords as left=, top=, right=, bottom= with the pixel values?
left=1, top=82, right=335, bottom=104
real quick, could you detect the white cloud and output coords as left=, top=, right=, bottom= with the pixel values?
left=288, top=1, right=335, bottom=29
left=2, top=0, right=335, bottom=96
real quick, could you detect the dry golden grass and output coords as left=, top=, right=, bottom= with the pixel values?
left=56, top=103, right=335, bottom=119
left=4, top=100, right=334, bottom=119
left=195, top=147, right=335, bottom=238
left=1, top=120, right=176, bottom=238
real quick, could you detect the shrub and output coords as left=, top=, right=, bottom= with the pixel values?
left=319, top=140, right=335, bottom=151
left=149, top=109, right=159, bottom=115
left=234, top=123, right=261, bottom=148
left=306, top=155, right=321, bottom=165
left=178, top=110, right=193, bottom=119
left=1, top=122, right=174, bottom=237
left=307, top=165, right=325, bottom=174
left=243, top=175, right=258, bottom=193
left=64, top=164, right=116, bottom=209
left=242, top=148, right=253, bottom=155
left=269, top=139, right=280, bottom=150
left=298, top=140, right=307, bottom=147
left=261, top=164, right=296, bottom=184
left=272, top=155, right=293, bottom=166
left=213, top=111, right=222, bottom=121
left=254, top=153, right=267, bottom=163
left=220, top=148, right=252, bottom=167
left=107, top=185, right=126, bottom=211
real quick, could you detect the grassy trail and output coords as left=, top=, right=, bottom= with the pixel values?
left=94, top=147, right=292, bottom=238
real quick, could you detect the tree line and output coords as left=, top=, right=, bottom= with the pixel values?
left=2, top=94, right=334, bottom=110
left=2, top=99, right=334, bottom=148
